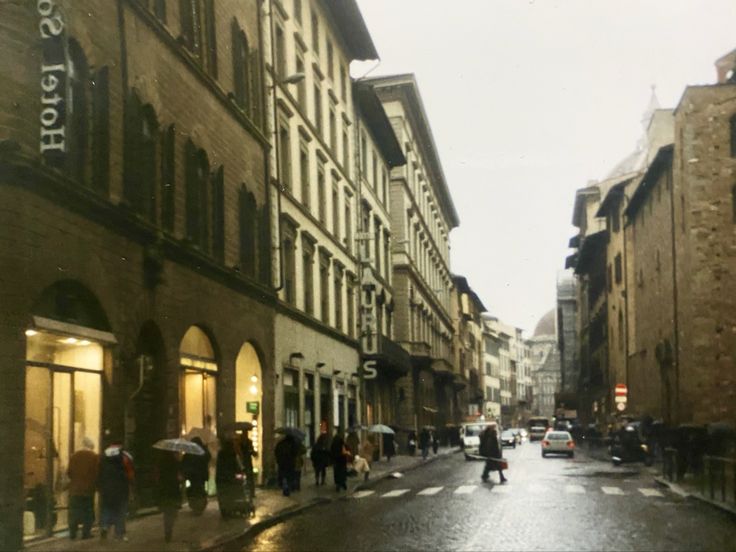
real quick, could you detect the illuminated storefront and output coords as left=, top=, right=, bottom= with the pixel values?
left=179, top=326, right=218, bottom=437
left=235, top=343, right=263, bottom=480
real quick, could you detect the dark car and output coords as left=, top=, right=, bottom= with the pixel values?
left=500, top=430, right=517, bottom=448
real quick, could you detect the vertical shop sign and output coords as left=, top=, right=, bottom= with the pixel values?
left=38, top=0, right=67, bottom=162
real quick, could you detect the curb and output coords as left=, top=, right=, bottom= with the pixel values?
left=654, top=476, right=736, bottom=517
left=199, top=449, right=460, bottom=551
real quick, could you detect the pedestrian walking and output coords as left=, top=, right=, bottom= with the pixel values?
left=292, top=438, right=307, bottom=491
left=432, top=431, right=439, bottom=454
left=274, top=435, right=297, bottom=496
left=480, top=425, right=507, bottom=484
left=238, top=431, right=257, bottom=511
left=98, top=441, right=135, bottom=541
left=310, top=431, right=330, bottom=486
left=155, top=450, right=182, bottom=543
left=419, top=427, right=431, bottom=460
left=67, top=437, right=98, bottom=540
left=182, top=437, right=210, bottom=515
left=407, top=431, right=417, bottom=456
left=383, top=432, right=396, bottom=462
left=357, top=438, right=375, bottom=481
left=330, top=429, right=350, bottom=491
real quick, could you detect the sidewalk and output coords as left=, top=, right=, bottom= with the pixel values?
left=27, top=447, right=459, bottom=551
left=654, top=474, right=736, bottom=517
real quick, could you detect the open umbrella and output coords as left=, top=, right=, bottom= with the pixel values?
left=367, top=424, right=395, bottom=434
left=153, top=438, right=205, bottom=455
left=275, top=426, right=306, bottom=441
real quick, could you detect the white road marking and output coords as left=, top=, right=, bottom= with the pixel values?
left=601, top=486, right=625, bottom=495
left=528, top=484, right=547, bottom=493
left=381, top=489, right=410, bottom=498
left=417, top=486, right=444, bottom=496
left=353, top=490, right=375, bottom=498
left=491, top=485, right=511, bottom=493
left=565, top=484, right=585, bottom=494
left=454, top=485, right=477, bottom=495
left=639, top=488, right=664, bottom=497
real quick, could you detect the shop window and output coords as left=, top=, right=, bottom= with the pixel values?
left=239, top=186, right=258, bottom=277
left=179, top=326, right=218, bottom=437
left=235, top=343, right=263, bottom=479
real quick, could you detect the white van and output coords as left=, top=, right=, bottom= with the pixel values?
left=460, top=421, right=498, bottom=460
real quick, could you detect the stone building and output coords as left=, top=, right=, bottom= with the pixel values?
left=481, top=316, right=503, bottom=421
left=1, top=1, right=274, bottom=547
left=555, top=270, right=578, bottom=404
left=263, top=0, right=378, bottom=445
left=366, top=74, right=460, bottom=439
left=528, top=310, right=561, bottom=419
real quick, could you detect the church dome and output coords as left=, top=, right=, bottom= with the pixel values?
left=533, top=309, right=556, bottom=337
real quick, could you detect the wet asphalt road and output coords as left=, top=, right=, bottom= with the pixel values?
left=243, top=442, right=736, bottom=551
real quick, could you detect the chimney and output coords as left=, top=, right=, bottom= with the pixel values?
left=715, top=48, right=736, bottom=84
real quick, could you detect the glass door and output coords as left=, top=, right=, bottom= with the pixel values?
left=24, top=366, right=52, bottom=539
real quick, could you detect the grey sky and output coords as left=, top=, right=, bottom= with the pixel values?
left=355, top=0, right=736, bottom=332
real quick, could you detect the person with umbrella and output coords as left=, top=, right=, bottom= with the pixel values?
left=181, top=437, right=210, bottom=514
left=330, top=428, right=350, bottom=491
left=154, top=449, right=182, bottom=543
left=98, top=439, right=135, bottom=541
left=274, top=432, right=298, bottom=496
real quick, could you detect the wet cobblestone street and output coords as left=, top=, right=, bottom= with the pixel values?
left=243, top=443, right=736, bottom=551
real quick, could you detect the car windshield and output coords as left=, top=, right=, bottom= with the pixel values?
left=547, top=432, right=571, bottom=440
left=464, top=425, right=486, bottom=436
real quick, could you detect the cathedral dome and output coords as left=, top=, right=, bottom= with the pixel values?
left=533, top=309, right=556, bottom=338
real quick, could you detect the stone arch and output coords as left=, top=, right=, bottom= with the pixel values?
left=179, top=325, right=220, bottom=438
left=235, top=341, right=264, bottom=480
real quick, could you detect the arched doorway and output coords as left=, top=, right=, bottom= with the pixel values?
left=235, top=343, right=263, bottom=481
left=179, top=326, right=218, bottom=437
left=23, top=281, right=114, bottom=539
left=125, top=322, right=166, bottom=508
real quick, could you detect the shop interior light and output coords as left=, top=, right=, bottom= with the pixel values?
left=250, top=375, right=258, bottom=382
left=78, top=340, right=91, bottom=346
left=252, top=419, right=258, bottom=426
left=249, top=385, right=258, bottom=395
left=61, top=337, right=79, bottom=344
left=25, top=329, right=38, bottom=337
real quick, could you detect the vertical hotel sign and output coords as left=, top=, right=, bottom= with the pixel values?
left=38, top=0, right=66, bottom=162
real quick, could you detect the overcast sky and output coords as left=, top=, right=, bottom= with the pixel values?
left=354, top=0, right=736, bottom=333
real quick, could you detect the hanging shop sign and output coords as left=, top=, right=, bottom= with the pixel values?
left=38, top=0, right=67, bottom=161
left=246, top=401, right=260, bottom=415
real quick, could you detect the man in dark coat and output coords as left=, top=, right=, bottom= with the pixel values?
left=98, top=442, right=135, bottom=540
left=419, top=428, right=431, bottom=459
left=155, top=451, right=182, bottom=543
left=182, top=437, right=210, bottom=514
left=480, top=425, right=507, bottom=483
left=310, top=431, right=330, bottom=485
left=274, top=435, right=297, bottom=496
left=330, top=430, right=349, bottom=491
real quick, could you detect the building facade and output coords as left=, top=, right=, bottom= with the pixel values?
left=555, top=270, right=578, bottom=411
left=1, top=1, right=275, bottom=548
left=366, top=74, right=460, bottom=441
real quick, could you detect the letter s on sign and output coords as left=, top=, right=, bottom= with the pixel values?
left=362, top=360, right=377, bottom=380
left=40, top=13, right=64, bottom=38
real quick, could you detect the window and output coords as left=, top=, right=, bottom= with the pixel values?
left=329, top=106, right=337, bottom=152
left=319, top=251, right=330, bottom=324
left=90, top=66, right=110, bottom=194
left=614, top=253, right=622, bottom=284
left=185, top=140, right=210, bottom=251
left=317, top=162, right=326, bottom=224
left=161, top=124, right=176, bottom=232
left=274, top=24, right=286, bottom=78
left=344, top=195, right=353, bottom=253
left=342, top=128, right=350, bottom=172
left=180, top=0, right=202, bottom=58
left=332, top=184, right=340, bottom=237
left=347, top=273, right=356, bottom=338
left=360, top=132, right=367, bottom=175
left=67, top=40, right=89, bottom=185
left=239, top=186, right=257, bottom=277
left=300, top=144, right=310, bottom=210
left=327, top=40, right=334, bottom=81
left=606, top=264, right=612, bottom=293
left=311, top=11, right=319, bottom=54
left=203, top=0, right=217, bottom=76
left=381, top=168, right=388, bottom=206
left=293, top=0, right=302, bottom=24
left=124, top=93, right=158, bottom=221
left=295, top=49, right=307, bottom=109
left=371, top=150, right=377, bottom=189
left=313, top=82, right=323, bottom=136
left=153, top=0, right=166, bottom=22
left=334, top=264, right=343, bottom=331
left=374, top=218, right=382, bottom=275
left=302, top=236, right=315, bottom=315
left=278, top=122, right=291, bottom=191
left=340, top=65, right=347, bottom=100
left=232, top=19, right=250, bottom=111
left=211, top=166, right=225, bottom=262
left=732, top=184, right=736, bottom=223
left=730, top=114, right=736, bottom=157
left=384, top=232, right=390, bottom=280
left=282, top=221, right=297, bottom=304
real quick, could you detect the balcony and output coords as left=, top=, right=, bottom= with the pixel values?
left=400, top=340, right=431, bottom=358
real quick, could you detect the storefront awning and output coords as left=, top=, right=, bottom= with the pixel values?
left=32, top=315, right=118, bottom=344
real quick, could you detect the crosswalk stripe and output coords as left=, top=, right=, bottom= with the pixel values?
left=601, top=486, right=625, bottom=495
left=454, top=485, right=477, bottom=495
left=528, top=484, right=547, bottom=493
left=381, top=489, right=410, bottom=498
left=418, top=486, right=444, bottom=496
left=353, top=490, right=375, bottom=498
left=565, top=484, right=585, bottom=494
left=638, top=488, right=664, bottom=497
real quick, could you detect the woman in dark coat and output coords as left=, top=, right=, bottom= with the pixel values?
left=480, top=426, right=506, bottom=483
left=181, top=437, right=210, bottom=514
left=155, top=451, right=182, bottom=543
left=330, top=431, right=349, bottom=491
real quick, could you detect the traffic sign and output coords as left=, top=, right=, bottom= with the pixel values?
left=615, top=384, right=628, bottom=397
left=616, top=402, right=626, bottom=412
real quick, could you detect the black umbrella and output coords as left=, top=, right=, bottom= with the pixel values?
left=275, top=426, right=306, bottom=441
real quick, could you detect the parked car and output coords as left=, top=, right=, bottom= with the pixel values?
left=500, top=430, right=517, bottom=448
left=541, top=431, right=575, bottom=458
